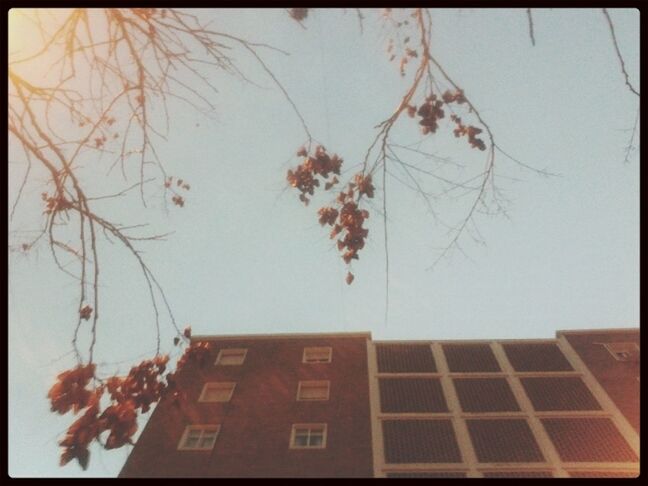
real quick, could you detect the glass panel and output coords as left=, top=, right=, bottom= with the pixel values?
left=304, top=348, right=331, bottom=362
left=218, top=349, right=246, bottom=365
left=184, top=436, right=199, bottom=448
left=204, top=384, right=233, bottom=401
left=301, top=385, right=327, bottom=399
left=294, top=433, right=309, bottom=446
left=199, top=434, right=217, bottom=448
left=309, top=433, right=323, bottom=447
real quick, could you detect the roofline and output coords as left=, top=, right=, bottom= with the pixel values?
left=192, top=331, right=372, bottom=342
left=372, top=338, right=559, bottom=344
left=556, top=328, right=639, bottom=337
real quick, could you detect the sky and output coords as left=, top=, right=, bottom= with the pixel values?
left=7, top=8, right=640, bottom=477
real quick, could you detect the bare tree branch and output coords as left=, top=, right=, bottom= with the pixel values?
left=526, top=9, right=536, bottom=46
left=602, top=9, right=639, bottom=97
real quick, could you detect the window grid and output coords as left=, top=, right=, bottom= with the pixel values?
left=198, top=382, right=236, bottom=402
left=372, top=340, right=638, bottom=478
left=302, top=347, right=332, bottom=363
left=178, top=425, right=221, bottom=450
left=215, top=348, right=247, bottom=366
left=296, top=380, right=330, bottom=401
left=290, top=423, right=327, bottom=449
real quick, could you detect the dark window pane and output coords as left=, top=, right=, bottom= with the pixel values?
left=541, top=418, right=638, bottom=462
left=377, top=345, right=437, bottom=373
left=443, top=344, right=500, bottom=372
left=483, top=471, right=553, bottom=478
left=454, top=378, right=519, bottom=412
left=387, top=472, right=466, bottom=478
left=467, top=419, right=544, bottom=463
left=294, top=435, right=308, bottom=447
left=502, top=343, right=573, bottom=372
left=521, top=377, right=601, bottom=411
left=380, top=378, right=448, bottom=413
left=383, top=420, right=461, bottom=463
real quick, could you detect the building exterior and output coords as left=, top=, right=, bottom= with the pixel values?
left=557, top=329, right=640, bottom=434
left=120, top=329, right=639, bottom=478
left=119, top=333, right=374, bottom=477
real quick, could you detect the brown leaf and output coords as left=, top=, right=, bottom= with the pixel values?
left=79, top=305, right=92, bottom=321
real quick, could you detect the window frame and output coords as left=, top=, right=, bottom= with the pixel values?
left=296, top=380, right=330, bottom=401
left=302, top=346, right=332, bottom=364
left=289, top=423, right=328, bottom=449
left=603, top=342, right=639, bottom=362
left=177, top=424, right=221, bottom=451
left=198, top=382, right=236, bottom=403
left=215, top=348, right=248, bottom=366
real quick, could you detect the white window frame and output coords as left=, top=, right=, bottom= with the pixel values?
left=177, top=425, right=221, bottom=451
left=198, top=382, right=236, bottom=402
left=302, top=346, right=332, bottom=364
left=215, top=348, right=248, bottom=366
left=296, top=380, right=330, bottom=401
left=603, top=342, right=639, bottom=362
left=289, top=423, right=327, bottom=449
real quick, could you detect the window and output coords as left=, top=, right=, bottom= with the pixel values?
left=178, top=425, right=220, bottom=450
left=290, top=424, right=327, bottom=449
left=383, top=420, right=461, bottom=463
left=199, top=382, right=236, bottom=402
left=376, top=344, right=436, bottom=372
left=454, top=378, right=520, bottom=412
left=297, top=380, right=330, bottom=401
left=466, top=419, right=544, bottom=463
left=603, top=342, right=639, bottom=362
left=379, top=378, right=448, bottom=413
left=502, top=343, right=573, bottom=372
left=215, top=348, right=247, bottom=365
left=302, top=346, right=332, bottom=364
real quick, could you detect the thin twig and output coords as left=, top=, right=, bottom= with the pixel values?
left=602, top=9, right=639, bottom=97
left=526, top=9, right=536, bottom=46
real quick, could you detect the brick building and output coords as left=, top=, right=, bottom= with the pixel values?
left=120, top=329, right=639, bottom=478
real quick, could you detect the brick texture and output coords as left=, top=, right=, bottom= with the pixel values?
left=120, top=336, right=373, bottom=477
left=567, top=471, right=638, bottom=478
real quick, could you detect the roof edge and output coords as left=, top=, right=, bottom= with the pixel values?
left=192, top=331, right=372, bottom=342
left=556, top=327, right=639, bottom=337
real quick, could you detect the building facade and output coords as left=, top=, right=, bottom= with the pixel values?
left=119, top=333, right=374, bottom=477
left=120, top=329, right=639, bottom=478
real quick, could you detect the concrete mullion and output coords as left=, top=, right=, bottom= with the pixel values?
left=366, top=341, right=386, bottom=477
left=490, top=342, right=569, bottom=478
left=430, top=343, right=482, bottom=478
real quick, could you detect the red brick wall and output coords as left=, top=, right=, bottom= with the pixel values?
left=561, top=330, right=639, bottom=433
left=120, top=336, right=373, bottom=477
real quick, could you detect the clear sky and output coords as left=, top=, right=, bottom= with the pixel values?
left=8, top=8, right=639, bottom=477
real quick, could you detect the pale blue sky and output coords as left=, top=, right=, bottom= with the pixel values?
left=8, top=8, right=639, bottom=477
